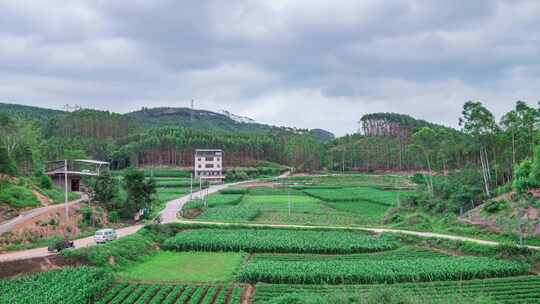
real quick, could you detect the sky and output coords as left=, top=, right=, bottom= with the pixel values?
left=1, top=1, right=539, bottom=136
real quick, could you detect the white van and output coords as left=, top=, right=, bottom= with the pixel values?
left=94, top=229, right=117, bottom=244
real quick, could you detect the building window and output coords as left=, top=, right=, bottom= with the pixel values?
left=205, top=157, right=214, bottom=161
left=198, top=165, right=202, bottom=168
left=205, top=164, right=214, bottom=168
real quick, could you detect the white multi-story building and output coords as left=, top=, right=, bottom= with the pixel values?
left=194, top=149, right=225, bottom=182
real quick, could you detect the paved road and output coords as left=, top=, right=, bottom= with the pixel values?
left=0, top=225, right=143, bottom=262
left=0, top=194, right=89, bottom=236
left=160, top=178, right=272, bottom=223
left=0, top=175, right=276, bottom=262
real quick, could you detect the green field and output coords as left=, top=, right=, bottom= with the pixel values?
left=189, top=179, right=413, bottom=226
left=118, top=251, right=245, bottom=283
left=253, top=276, right=540, bottom=304
left=97, top=283, right=244, bottom=304
left=240, top=256, right=527, bottom=284
left=163, top=228, right=397, bottom=254
left=283, top=174, right=413, bottom=189
left=242, top=195, right=325, bottom=213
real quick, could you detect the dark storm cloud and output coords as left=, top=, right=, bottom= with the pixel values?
left=1, top=0, right=539, bottom=135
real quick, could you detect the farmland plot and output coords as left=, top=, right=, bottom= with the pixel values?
left=0, top=267, right=112, bottom=304
left=98, top=283, right=245, bottom=304
left=240, top=256, right=528, bottom=284
left=118, top=251, right=245, bottom=283
left=253, top=276, right=540, bottom=304
left=163, top=228, right=397, bottom=254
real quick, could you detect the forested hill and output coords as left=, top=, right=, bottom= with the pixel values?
left=0, top=102, right=65, bottom=123
left=359, top=112, right=446, bottom=138
left=0, top=103, right=335, bottom=139
left=126, top=107, right=275, bottom=134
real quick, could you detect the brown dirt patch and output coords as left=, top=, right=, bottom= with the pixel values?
left=31, top=190, right=51, bottom=206
left=182, top=208, right=203, bottom=219
left=241, top=284, right=254, bottom=304
left=0, top=204, right=18, bottom=223
left=0, top=204, right=108, bottom=251
left=527, top=207, right=539, bottom=220
left=0, top=255, right=88, bottom=278
left=460, top=217, right=501, bottom=233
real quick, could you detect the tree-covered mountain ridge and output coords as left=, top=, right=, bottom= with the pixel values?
left=0, top=102, right=335, bottom=141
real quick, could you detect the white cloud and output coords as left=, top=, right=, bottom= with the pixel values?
left=0, top=0, right=539, bottom=136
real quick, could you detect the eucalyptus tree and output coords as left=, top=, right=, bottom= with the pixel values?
left=459, top=101, right=500, bottom=197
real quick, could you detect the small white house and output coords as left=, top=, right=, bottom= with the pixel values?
left=194, top=149, right=225, bottom=183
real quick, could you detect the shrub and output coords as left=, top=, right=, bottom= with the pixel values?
left=39, top=174, right=53, bottom=189
left=484, top=200, right=508, bottom=214
left=108, top=211, right=119, bottom=223
left=0, top=184, right=40, bottom=208
left=62, top=232, right=157, bottom=268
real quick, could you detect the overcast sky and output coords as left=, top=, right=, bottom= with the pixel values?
left=1, top=1, right=539, bottom=135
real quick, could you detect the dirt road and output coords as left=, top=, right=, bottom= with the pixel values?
left=0, top=194, right=89, bottom=236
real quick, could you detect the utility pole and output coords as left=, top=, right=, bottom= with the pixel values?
left=64, top=160, right=69, bottom=221
left=190, top=172, right=193, bottom=201
left=199, top=177, right=202, bottom=200
left=288, top=186, right=291, bottom=217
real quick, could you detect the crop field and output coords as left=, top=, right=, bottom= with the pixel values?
left=97, top=283, right=245, bottom=304
left=303, top=186, right=408, bottom=204
left=240, top=256, right=528, bottom=284
left=163, top=228, right=397, bottom=253
left=250, top=246, right=449, bottom=262
left=188, top=174, right=414, bottom=226
left=155, top=178, right=193, bottom=188
left=0, top=267, right=112, bottom=304
left=253, top=276, right=540, bottom=304
left=118, top=251, right=245, bottom=283
left=282, top=174, right=413, bottom=189
left=241, top=195, right=326, bottom=213
left=197, top=205, right=261, bottom=221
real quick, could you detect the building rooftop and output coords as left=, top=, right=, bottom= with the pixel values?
left=195, top=149, right=223, bottom=152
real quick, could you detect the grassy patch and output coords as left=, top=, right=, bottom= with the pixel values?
left=118, top=251, right=245, bottom=283
left=40, top=186, right=80, bottom=204
left=304, top=186, right=409, bottom=205
left=0, top=184, right=40, bottom=208
left=197, top=205, right=261, bottom=221
left=324, top=200, right=390, bottom=220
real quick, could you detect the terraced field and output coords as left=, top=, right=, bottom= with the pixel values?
left=97, top=283, right=245, bottom=304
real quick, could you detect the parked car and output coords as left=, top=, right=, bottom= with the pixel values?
left=48, top=238, right=75, bottom=253
left=94, top=229, right=117, bottom=244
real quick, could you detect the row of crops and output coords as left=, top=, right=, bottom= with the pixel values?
left=163, top=228, right=397, bottom=254
left=239, top=256, right=529, bottom=284
left=97, top=283, right=245, bottom=304
left=197, top=205, right=261, bottom=221
left=253, top=276, right=540, bottom=304
left=0, top=267, right=112, bottom=304
left=250, top=246, right=448, bottom=262
left=303, top=186, right=409, bottom=205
